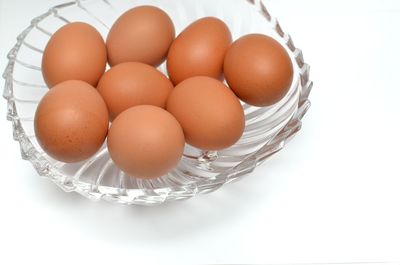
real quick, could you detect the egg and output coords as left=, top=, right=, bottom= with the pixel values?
left=34, top=80, right=109, bottom=163
left=167, top=76, right=245, bottom=150
left=108, top=106, right=185, bottom=179
left=167, top=17, right=232, bottom=85
left=42, top=22, right=107, bottom=88
left=107, top=6, right=175, bottom=67
left=224, top=34, right=294, bottom=107
left=97, top=62, right=174, bottom=120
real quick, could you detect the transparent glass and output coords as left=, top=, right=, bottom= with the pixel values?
left=2, top=0, right=312, bottom=205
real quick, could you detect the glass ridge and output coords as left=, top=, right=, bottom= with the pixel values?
left=2, top=0, right=313, bottom=205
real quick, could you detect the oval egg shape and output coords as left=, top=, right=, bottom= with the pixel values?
left=42, top=22, right=107, bottom=88
left=107, top=6, right=175, bottom=67
left=167, top=17, right=232, bottom=85
left=34, top=80, right=109, bottom=163
left=167, top=76, right=245, bottom=150
left=97, top=62, right=174, bottom=121
left=224, top=34, right=294, bottom=107
left=108, top=105, right=185, bottom=179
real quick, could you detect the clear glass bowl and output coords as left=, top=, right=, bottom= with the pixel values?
left=2, top=0, right=312, bottom=205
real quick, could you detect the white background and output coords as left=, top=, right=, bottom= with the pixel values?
left=1, top=0, right=400, bottom=264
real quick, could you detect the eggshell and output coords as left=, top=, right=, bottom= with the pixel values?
left=34, top=80, right=109, bottom=163
left=224, top=34, right=294, bottom=107
left=42, top=22, right=107, bottom=88
left=167, top=76, right=245, bottom=150
left=97, top=62, right=174, bottom=120
left=107, top=6, right=175, bottom=67
left=167, top=17, right=232, bottom=85
left=108, top=106, right=185, bottom=179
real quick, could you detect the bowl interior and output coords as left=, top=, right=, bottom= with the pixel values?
left=4, top=0, right=310, bottom=205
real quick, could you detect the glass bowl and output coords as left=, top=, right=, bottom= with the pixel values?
left=2, top=0, right=312, bottom=205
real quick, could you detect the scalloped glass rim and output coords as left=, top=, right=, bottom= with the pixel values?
left=3, top=0, right=312, bottom=205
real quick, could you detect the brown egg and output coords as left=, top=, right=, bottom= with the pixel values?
left=107, top=6, right=175, bottom=67
left=224, top=34, right=294, bottom=107
left=97, top=62, right=173, bottom=120
left=108, top=106, right=185, bottom=179
left=167, top=76, right=245, bottom=150
left=167, top=17, right=232, bottom=85
left=42, top=22, right=107, bottom=88
left=34, top=80, right=109, bottom=163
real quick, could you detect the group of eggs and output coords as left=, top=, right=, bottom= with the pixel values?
left=34, top=5, right=294, bottom=179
